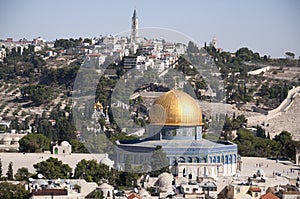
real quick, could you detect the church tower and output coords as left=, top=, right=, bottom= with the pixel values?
left=131, top=9, right=138, bottom=43
left=211, top=36, right=217, bottom=48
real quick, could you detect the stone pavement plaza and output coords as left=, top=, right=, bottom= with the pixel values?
left=214, top=157, right=300, bottom=195
left=241, top=157, right=300, bottom=179
left=0, top=153, right=108, bottom=175
left=1, top=153, right=299, bottom=184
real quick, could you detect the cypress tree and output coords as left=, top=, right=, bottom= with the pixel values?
left=7, top=162, right=13, bottom=180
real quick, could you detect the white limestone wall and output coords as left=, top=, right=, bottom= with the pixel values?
left=247, top=86, right=300, bottom=126
left=247, top=66, right=270, bottom=75
left=267, top=86, right=300, bottom=120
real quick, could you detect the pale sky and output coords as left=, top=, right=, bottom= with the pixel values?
left=0, top=0, right=299, bottom=58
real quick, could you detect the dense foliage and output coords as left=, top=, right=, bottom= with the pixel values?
left=54, top=38, right=82, bottom=49
left=150, top=146, right=170, bottom=176
left=74, top=159, right=112, bottom=184
left=32, top=106, right=77, bottom=142
left=6, top=162, right=14, bottom=180
left=19, top=134, right=51, bottom=153
left=234, top=129, right=299, bottom=159
left=14, top=167, right=32, bottom=181
left=0, top=182, right=30, bottom=199
left=21, top=84, right=54, bottom=105
left=33, top=157, right=72, bottom=179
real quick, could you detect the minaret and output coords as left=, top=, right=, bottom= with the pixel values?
left=131, top=9, right=138, bottom=43
left=212, top=36, right=217, bottom=48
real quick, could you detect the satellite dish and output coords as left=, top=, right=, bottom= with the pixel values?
left=37, top=173, right=44, bottom=179
left=28, top=177, right=34, bottom=182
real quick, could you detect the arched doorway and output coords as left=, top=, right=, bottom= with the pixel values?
left=54, top=147, right=58, bottom=154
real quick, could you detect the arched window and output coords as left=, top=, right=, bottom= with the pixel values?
left=178, top=157, right=185, bottom=163
left=233, top=154, right=236, bottom=163
left=187, top=157, right=192, bottom=163
left=225, top=155, right=229, bottom=164
left=217, top=156, right=220, bottom=163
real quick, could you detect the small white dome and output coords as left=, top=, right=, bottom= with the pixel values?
left=158, top=172, right=173, bottom=188
left=257, top=169, right=265, bottom=176
left=100, top=154, right=113, bottom=167
left=60, top=141, right=70, bottom=147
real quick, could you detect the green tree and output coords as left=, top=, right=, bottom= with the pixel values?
left=33, top=157, right=72, bottom=179
left=115, top=155, right=141, bottom=188
left=20, top=84, right=54, bottom=105
left=83, top=38, right=92, bottom=45
left=273, top=131, right=293, bottom=158
left=7, top=162, right=13, bottom=180
left=274, top=131, right=292, bottom=146
left=187, top=41, right=200, bottom=53
left=124, top=155, right=132, bottom=172
left=234, top=128, right=281, bottom=157
left=235, top=47, right=255, bottom=61
left=74, top=159, right=111, bottom=184
left=0, top=182, right=30, bottom=199
left=256, top=125, right=266, bottom=138
left=285, top=51, right=295, bottom=59
left=19, top=134, right=51, bottom=152
left=83, top=133, right=114, bottom=153
left=151, top=146, right=169, bottom=176
left=69, top=139, right=89, bottom=153
left=15, top=167, right=32, bottom=181
left=85, top=189, right=103, bottom=199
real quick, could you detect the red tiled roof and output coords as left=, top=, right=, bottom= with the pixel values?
left=32, top=189, right=67, bottom=196
left=127, top=193, right=142, bottom=199
left=260, top=192, right=280, bottom=199
left=250, top=187, right=261, bottom=192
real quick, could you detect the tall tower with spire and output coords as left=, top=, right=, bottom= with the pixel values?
left=131, top=9, right=138, bottom=43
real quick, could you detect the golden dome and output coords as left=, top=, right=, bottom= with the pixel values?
left=149, top=90, right=203, bottom=126
left=94, top=101, right=103, bottom=109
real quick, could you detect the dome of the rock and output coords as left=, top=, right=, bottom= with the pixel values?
left=149, top=90, right=203, bottom=126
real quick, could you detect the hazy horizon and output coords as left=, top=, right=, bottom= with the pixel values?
left=0, top=0, right=299, bottom=58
